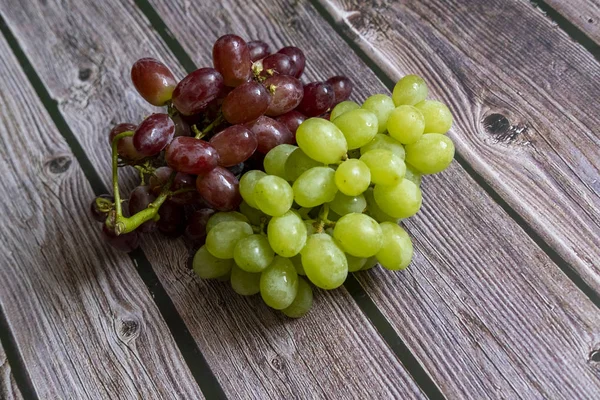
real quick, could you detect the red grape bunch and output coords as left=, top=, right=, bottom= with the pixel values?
left=91, top=34, right=455, bottom=318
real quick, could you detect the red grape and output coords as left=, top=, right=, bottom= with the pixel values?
left=276, top=110, right=306, bottom=136
left=157, top=200, right=186, bottom=238
left=264, top=75, right=303, bottom=116
left=221, top=81, right=271, bottom=124
left=196, top=167, right=242, bottom=211
left=213, top=34, right=252, bottom=87
left=260, top=53, right=292, bottom=77
left=247, top=40, right=270, bottom=62
left=172, top=114, right=191, bottom=137
left=165, top=136, right=219, bottom=175
left=326, top=76, right=353, bottom=105
left=172, top=68, right=224, bottom=116
left=102, top=224, right=140, bottom=252
left=90, top=194, right=114, bottom=222
left=277, top=47, right=306, bottom=78
left=129, top=186, right=157, bottom=233
left=249, top=116, right=294, bottom=154
left=296, top=82, right=334, bottom=117
left=109, top=123, right=144, bottom=160
left=149, top=166, right=174, bottom=195
left=185, top=208, right=215, bottom=244
left=227, top=162, right=245, bottom=177
left=131, top=58, right=177, bottom=106
left=170, top=172, right=202, bottom=205
left=133, top=114, right=175, bottom=157
left=209, top=125, right=257, bottom=167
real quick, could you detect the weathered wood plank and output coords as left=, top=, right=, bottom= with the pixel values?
left=0, top=34, right=203, bottom=399
left=143, top=0, right=600, bottom=398
left=544, top=0, right=600, bottom=44
left=0, top=342, right=23, bottom=400
left=0, top=1, right=425, bottom=398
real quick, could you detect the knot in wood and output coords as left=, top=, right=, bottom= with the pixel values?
left=118, top=319, right=140, bottom=343
left=78, top=68, right=92, bottom=81
left=483, top=113, right=527, bottom=143
left=46, top=156, right=72, bottom=174
left=589, top=349, right=600, bottom=363
left=270, top=355, right=284, bottom=371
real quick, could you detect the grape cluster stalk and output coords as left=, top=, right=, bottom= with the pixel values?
left=91, top=34, right=455, bottom=318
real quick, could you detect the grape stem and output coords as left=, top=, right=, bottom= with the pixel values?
left=194, top=115, right=223, bottom=139
left=314, top=204, right=335, bottom=233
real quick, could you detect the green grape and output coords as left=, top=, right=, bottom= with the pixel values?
left=304, top=220, right=316, bottom=237
left=239, top=200, right=268, bottom=226
left=361, top=256, right=379, bottom=271
left=373, top=180, right=422, bottom=219
left=301, top=233, right=348, bottom=289
left=230, top=265, right=261, bottom=295
left=216, top=269, right=232, bottom=282
left=206, top=211, right=250, bottom=233
left=290, top=254, right=306, bottom=276
left=264, top=144, right=297, bottom=179
left=362, top=94, right=395, bottom=133
left=260, top=256, right=299, bottom=309
left=360, top=134, right=405, bottom=160
left=284, top=147, right=322, bottom=181
left=333, top=109, right=379, bottom=149
left=282, top=277, right=313, bottom=318
left=205, top=221, right=253, bottom=259
left=293, top=167, right=338, bottom=207
left=254, top=175, right=294, bottom=217
left=295, top=118, right=348, bottom=164
left=377, top=222, right=413, bottom=270
left=364, top=187, right=399, bottom=223
left=334, top=159, right=370, bottom=196
left=392, top=75, right=428, bottom=106
left=329, top=191, right=366, bottom=215
left=346, top=254, right=367, bottom=272
left=405, top=133, right=455, bottom=174
left=233, top=234, right=274, bottom=273
left=193, top=245, right=235, bottom=279
left=404, top=164, right=422, bottom=186
left=415, top=100, right=453, bottom=134
left=360, top=149, right=406, bottom=186
left=267, top=210, right=307, bottom=257
left=239, top=170, right=267, bottom=208
left=333, top=213, right=383, bottom=257
left=331, top=100, right=360, bottom=120
left=387, top=105, right=425, bottom=144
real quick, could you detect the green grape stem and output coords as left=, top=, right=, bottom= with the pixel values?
left=194, top=114, right=223, bottom=139
left=314, top=204, right=336, bottom=233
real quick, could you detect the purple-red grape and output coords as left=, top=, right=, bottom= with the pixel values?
left=109, top=123, right=144, bottom=160
left=247, top=40, right=270, bottom=62
left=185, top=208, right=216, bottom=244
left=221, top=81, right=271, bottom=124
left=249, top=116, right=294, bottom=154
left=131, top=58, right=177, bottom=106
left=172, top=68, right=224, bottom=116
left=326, top=76, right=353, bottom=105
left=102, top=224, right=140, bottom=252
left=260, top=53, right=292, bottom=77
left=276, top=111, right=306, bottom=136
left=157, top=200, right=186, bottom=238
left=296, top=82, right=334, bottom=117
left=264, top=75, right=303, bottom=116
left=170, top=172, right=202, bottom=205
left=133, top=114, right=175, bottom=157
left=213, top=34, right=252, bottom=87
left=90, top=194, right=114, bottom=222
left=166, top=137, right=219, bottom=175
left=277, top=47, right=306, bottom=78
left=149, top=166, right=174, bottom=195
left=209, top=125, right=257, bottom=167
left=128, top=186, right=157, bottom=233
left=172, top=114, right=191, bottom=137
left=196, top=167, right=242, bottom=211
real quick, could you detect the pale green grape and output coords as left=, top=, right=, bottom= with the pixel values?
left=360, top=134, right=405, bottom=160
left=346, top=254, right=367, bottom=272
left=293, top=167, right=338, bottom=207
left=193, top=245, right=235, bottom=279
left=333, top=109, right=378, bottom=149
left=387, top=105, right=425, bottom=144
left=239, top=200, right=268, bottom=226
left=405, top=133, right=455, bottom=174
left=254, top=175, right=294, bottom=217
left=331, top=100, right=360, bottom=120
left=284, top=148, right=322, bottom=181
left=205, top=221, right=253, bottom=259
left=230, top=265, right=261, bottom=295
left=415, top=100, right=453, bottom=134
left=404, top=164, right=422, bottom=186
left=290, top=254, right=306, bottom=276
left=364, top=187, right=399, bottom=223
left=392, top=75, right=428, bottom=106
left=333, top=213, right=383, bottom=258
left=282, top=277, right=313, bottom=318
left=329, top=191, right=366, bottom=215
left=206, top=211, right=249, bottom=233
left=362, top=94, right=395, bottom=133
left=233, top=234, right=274, bottom=273
left=295, top=118, right=348, bottom=164
left=260, top=256, right=298, bottom=309
left=376, top=222, right=413, bottom=270
left=362, top=256, right=379, bottom=271
left=264, top=144, right=297, bottom=179
left=301, top=233, right=348, bottom=290
left=373, top=180, right=422, bottom=219
left=334, top=159, right=370, bottom=196
left=267, top=210, right=307, bottom=257
left=360, top=149, right=406, bottom=186
left=239, top=170, right=267, bottom=208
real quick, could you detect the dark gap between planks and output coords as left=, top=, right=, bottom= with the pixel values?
left=0, top=14, right=226, bottom=400
left=135, top=0, right=447, bottom=398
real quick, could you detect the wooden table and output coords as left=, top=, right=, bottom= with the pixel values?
left=0, top=0, right=599, bottom=398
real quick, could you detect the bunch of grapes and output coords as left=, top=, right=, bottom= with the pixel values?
left=91, top=34, right=454, bottom=318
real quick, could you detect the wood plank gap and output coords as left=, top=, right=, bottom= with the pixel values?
left=306, top=0, right=600, bottom=311
left=0, top=14, right=226, bottom=400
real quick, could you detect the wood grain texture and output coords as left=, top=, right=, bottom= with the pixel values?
left=0, top=1, right=425, bottom=398
left=0, top=34, right=203, bottom=400
left=318, top=0, right=600, bottom=294
left=0, top=343, right=23, bottom=400
left=545, top=0, right=600, bottom=43
left=144, top=0, right=600, bottom=398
